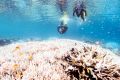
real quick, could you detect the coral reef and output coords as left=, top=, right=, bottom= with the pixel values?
left=0, top=39, right=120, bottom=80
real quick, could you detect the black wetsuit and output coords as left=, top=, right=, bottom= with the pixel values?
left=73, top=2, right=87, bottom=21
left=80, top=9, right=87, bottom=21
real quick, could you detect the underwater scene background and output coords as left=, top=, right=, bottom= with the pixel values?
left=0, top=0, right=120, bottom=52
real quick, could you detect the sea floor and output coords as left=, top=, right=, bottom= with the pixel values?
left=0, top=39, right=120, bottom=80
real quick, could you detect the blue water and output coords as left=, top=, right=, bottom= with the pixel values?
left=0, top=0, right=120, bottom=50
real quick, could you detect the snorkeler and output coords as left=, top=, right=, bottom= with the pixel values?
left=57, top=21, right=68, bottom=34
left=73, top=1, right=87, bottom=21
left=57, top=12, right=69, bottom=34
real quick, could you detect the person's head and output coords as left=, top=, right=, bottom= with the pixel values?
left=81, top=1, right=86, bottom=9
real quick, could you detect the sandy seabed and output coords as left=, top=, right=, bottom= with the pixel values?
left=0, top=39, right=120, bottom=80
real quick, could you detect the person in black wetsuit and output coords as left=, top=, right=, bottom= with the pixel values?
left=73, top=1, right=87, bottom=21
left=57, top=21, right=68, bottom=34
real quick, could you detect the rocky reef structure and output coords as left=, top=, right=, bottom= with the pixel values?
left=0, top=39, right=120, bottom=80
